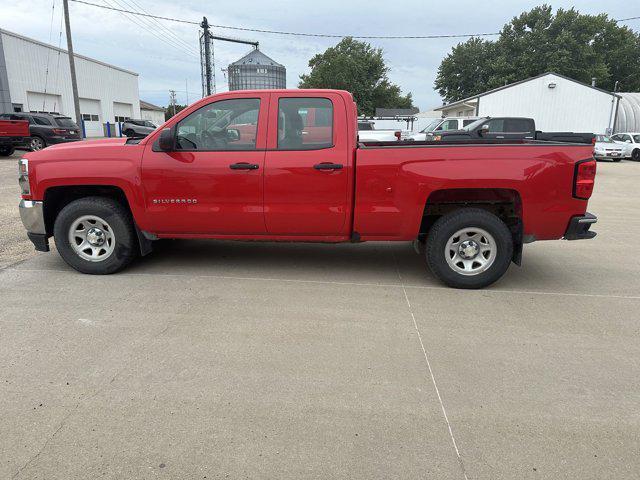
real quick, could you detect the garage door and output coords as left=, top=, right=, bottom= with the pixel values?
left=80, top=98, right=102, bottom=137
left=113, top=102, right=133, bottom=123
left=26, top=91, right=63, bottom=114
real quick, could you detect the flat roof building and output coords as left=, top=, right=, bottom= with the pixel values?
left=0, top=28, right=141, bottom=137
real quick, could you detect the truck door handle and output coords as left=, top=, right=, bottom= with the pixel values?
left=314, top=163, right=343, bottom=170
left=229, top=162, right=259, bottom=170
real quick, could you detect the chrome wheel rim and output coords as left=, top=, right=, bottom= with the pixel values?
left=445, top=227, right=496, bottom=276
left=68, top=215, right=115, bottom=262
left=31, top=137, right=44, bottom=150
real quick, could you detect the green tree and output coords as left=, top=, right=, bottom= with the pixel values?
left=299, top=37, right=413, bottom=116
left=165, top=104, right=187, bottom=121
left=435, top=5, right=640, bottom=102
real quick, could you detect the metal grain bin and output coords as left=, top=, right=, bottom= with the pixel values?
left=228, top=49, right=286, bottom=91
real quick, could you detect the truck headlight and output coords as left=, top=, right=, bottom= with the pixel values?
left=18, top=158, right=30, bottom=195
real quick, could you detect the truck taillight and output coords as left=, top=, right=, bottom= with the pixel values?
left=573, top=159, right=596, bottom=200
left=394, top=131, right=402, bottom=140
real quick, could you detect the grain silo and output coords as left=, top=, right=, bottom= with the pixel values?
left=228, top=49, right=286, bottom=91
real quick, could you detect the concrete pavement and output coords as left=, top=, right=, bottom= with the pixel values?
left=1, top=154, right=639, bottom=479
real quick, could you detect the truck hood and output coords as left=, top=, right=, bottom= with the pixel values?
left=23, top=137, right=138, bottom=162
left=50, top=137, right=128, bottom=149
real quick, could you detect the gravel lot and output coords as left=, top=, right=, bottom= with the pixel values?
left=1, top=151, right=639, bottom=479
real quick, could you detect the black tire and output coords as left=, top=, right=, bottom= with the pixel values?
left=426, top=208, right=513, bottom=289
left=124, top=129, right=135, bottom=137
left=632, top=149, right=640, bottom=162
left=53, top=197, right=137, bottom=274
left=0, top=146, right=14, bottom=156
left=30, top=135, right=46, bottom=151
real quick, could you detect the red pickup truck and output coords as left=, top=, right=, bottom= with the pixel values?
left=1, top=118, right=30, bottom=156
left=17, top=89, right=597, bottom=288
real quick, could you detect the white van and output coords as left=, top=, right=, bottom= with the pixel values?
left=409, top=117, right=482, bottom=141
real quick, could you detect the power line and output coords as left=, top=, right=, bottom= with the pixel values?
left=67, top=0, right=640, bottom=39
left=101, top=0, right=198, bottom=58
left=117, top=0, right=199, bottom=54
left=69, top=0, right=503, bottom=38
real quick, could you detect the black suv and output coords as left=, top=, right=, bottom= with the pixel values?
left=0, top=112, right=81, bottom=150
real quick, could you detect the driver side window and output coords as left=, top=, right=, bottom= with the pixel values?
left=176, top=98, right=260, bottom=151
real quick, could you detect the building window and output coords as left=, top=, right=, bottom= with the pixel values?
left=82, top=114, right=99, bottom=121
left=115, top=116, right=130, bottom=123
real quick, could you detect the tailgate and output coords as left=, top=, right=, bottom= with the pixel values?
left=0, top=120, right=29, bottom=137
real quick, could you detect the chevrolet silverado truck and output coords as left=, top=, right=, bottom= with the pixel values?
left=17, top=89, right=598, bottom=289
left=0, top=118, right=30, bottom=156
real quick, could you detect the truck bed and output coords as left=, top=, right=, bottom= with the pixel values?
left=353, top=139, right=595, bottom=242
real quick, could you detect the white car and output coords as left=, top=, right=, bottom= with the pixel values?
left=610, top=132, right=640, bottom=161
left=409, top=116, right=481, bottom=141
left=358, top=121, right=411, bottom=142
left=593, top=135, right=624, bottom=162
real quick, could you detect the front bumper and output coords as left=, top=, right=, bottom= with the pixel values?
left=594, top=153, right=622, bottom=160
left=19, top=200, right=49, bottom=251
left=564, top=212, right=597, bottom=240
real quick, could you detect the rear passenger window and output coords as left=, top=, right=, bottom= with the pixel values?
left=33, top=117, right=52, bottom=126
left=505, top=119, right=533, bottom=132
left=484, top=119, right=505, bottom=132
left=277, top=98, right=333, bottom=150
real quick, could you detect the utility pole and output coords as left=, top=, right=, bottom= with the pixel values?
left=199, top=17, right=257, bottom=97
left=169, top=90, right=177, bottom=117
left=62, top=0, right=82, bottom=125
left=200, top=17, right=213, bottom=97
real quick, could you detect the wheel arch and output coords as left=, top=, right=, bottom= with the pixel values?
left=420, top=187, right=523, bottom=264
left=42, top=185, right=152, bottom=256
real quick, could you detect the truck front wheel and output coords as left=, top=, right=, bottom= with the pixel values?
left=53, top=197, right=137, bottom=274
left=426, top=208, right=513, bottom=289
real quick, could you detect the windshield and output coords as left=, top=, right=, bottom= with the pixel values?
left=420, top=119, right=443, bottom=133
left=144, top=121, right=157, bottom=128
left=55, top=117, right=78, bottom=128
left=596, top=135, right=613, bottom=143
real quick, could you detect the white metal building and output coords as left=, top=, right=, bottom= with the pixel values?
left=436, top=72, right=620, bottom=134
left=614, top=93, right=640, bottom=133
left=140, top=100, right=165, bottom=127
left=0, top=28, right=140, bottom=137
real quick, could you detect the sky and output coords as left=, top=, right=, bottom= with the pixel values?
left=0, top=0, right=637, bottom=111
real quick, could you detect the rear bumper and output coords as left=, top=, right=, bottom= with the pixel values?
left=19, top=200, right=49, bottom=251
left=564, top=212, right=597, bottom=240
left=0, top=136, right=30, bottom=148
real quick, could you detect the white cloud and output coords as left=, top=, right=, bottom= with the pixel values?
left=0, top=0, right=635, bottom=110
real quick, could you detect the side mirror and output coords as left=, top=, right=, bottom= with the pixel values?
left=626, top=139, right=632, bottom=143
left=227, top=128, right=240, bottom=142
left=478, top=124, right=490, bottom=136
left=158, top=128, right=175, bottom=151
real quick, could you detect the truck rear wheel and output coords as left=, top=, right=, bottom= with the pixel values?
left=53, top=197, right=137, bottom=274
left=426, top=208, right=513, bottom=289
